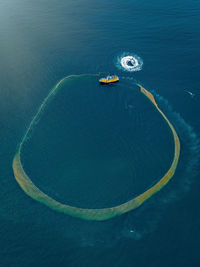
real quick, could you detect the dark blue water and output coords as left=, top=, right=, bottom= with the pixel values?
left=1, top=0, right=200, bottom=266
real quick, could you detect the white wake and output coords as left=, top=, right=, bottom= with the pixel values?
left=117, top=53, right=143, bottom=72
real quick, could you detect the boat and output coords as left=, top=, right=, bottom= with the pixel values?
left=99, top=75, right=119, bottom=84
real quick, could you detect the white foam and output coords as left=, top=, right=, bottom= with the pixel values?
left=117, top=53, right=143, bottom=72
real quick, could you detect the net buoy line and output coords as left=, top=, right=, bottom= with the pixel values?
left=12, top=74, right=180, bottom=221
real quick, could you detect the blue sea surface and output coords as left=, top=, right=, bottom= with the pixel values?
left=0, top=0, right=200, bottom=266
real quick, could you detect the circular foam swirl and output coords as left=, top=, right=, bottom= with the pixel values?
left=117, top=54, right=143, bottom=72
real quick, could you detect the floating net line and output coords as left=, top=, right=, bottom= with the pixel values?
left=12, top=75, right=180, bottom=221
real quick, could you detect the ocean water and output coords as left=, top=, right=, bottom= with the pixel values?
left=0, top=0, right=200, bottom=266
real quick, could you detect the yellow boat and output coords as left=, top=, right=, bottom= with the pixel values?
left=99, top=75, right=119, bottom=84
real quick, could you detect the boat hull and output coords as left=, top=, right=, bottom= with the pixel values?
left=99, top=75, right=119, bottom=84
left=99, top=79, right=119, bottom=85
